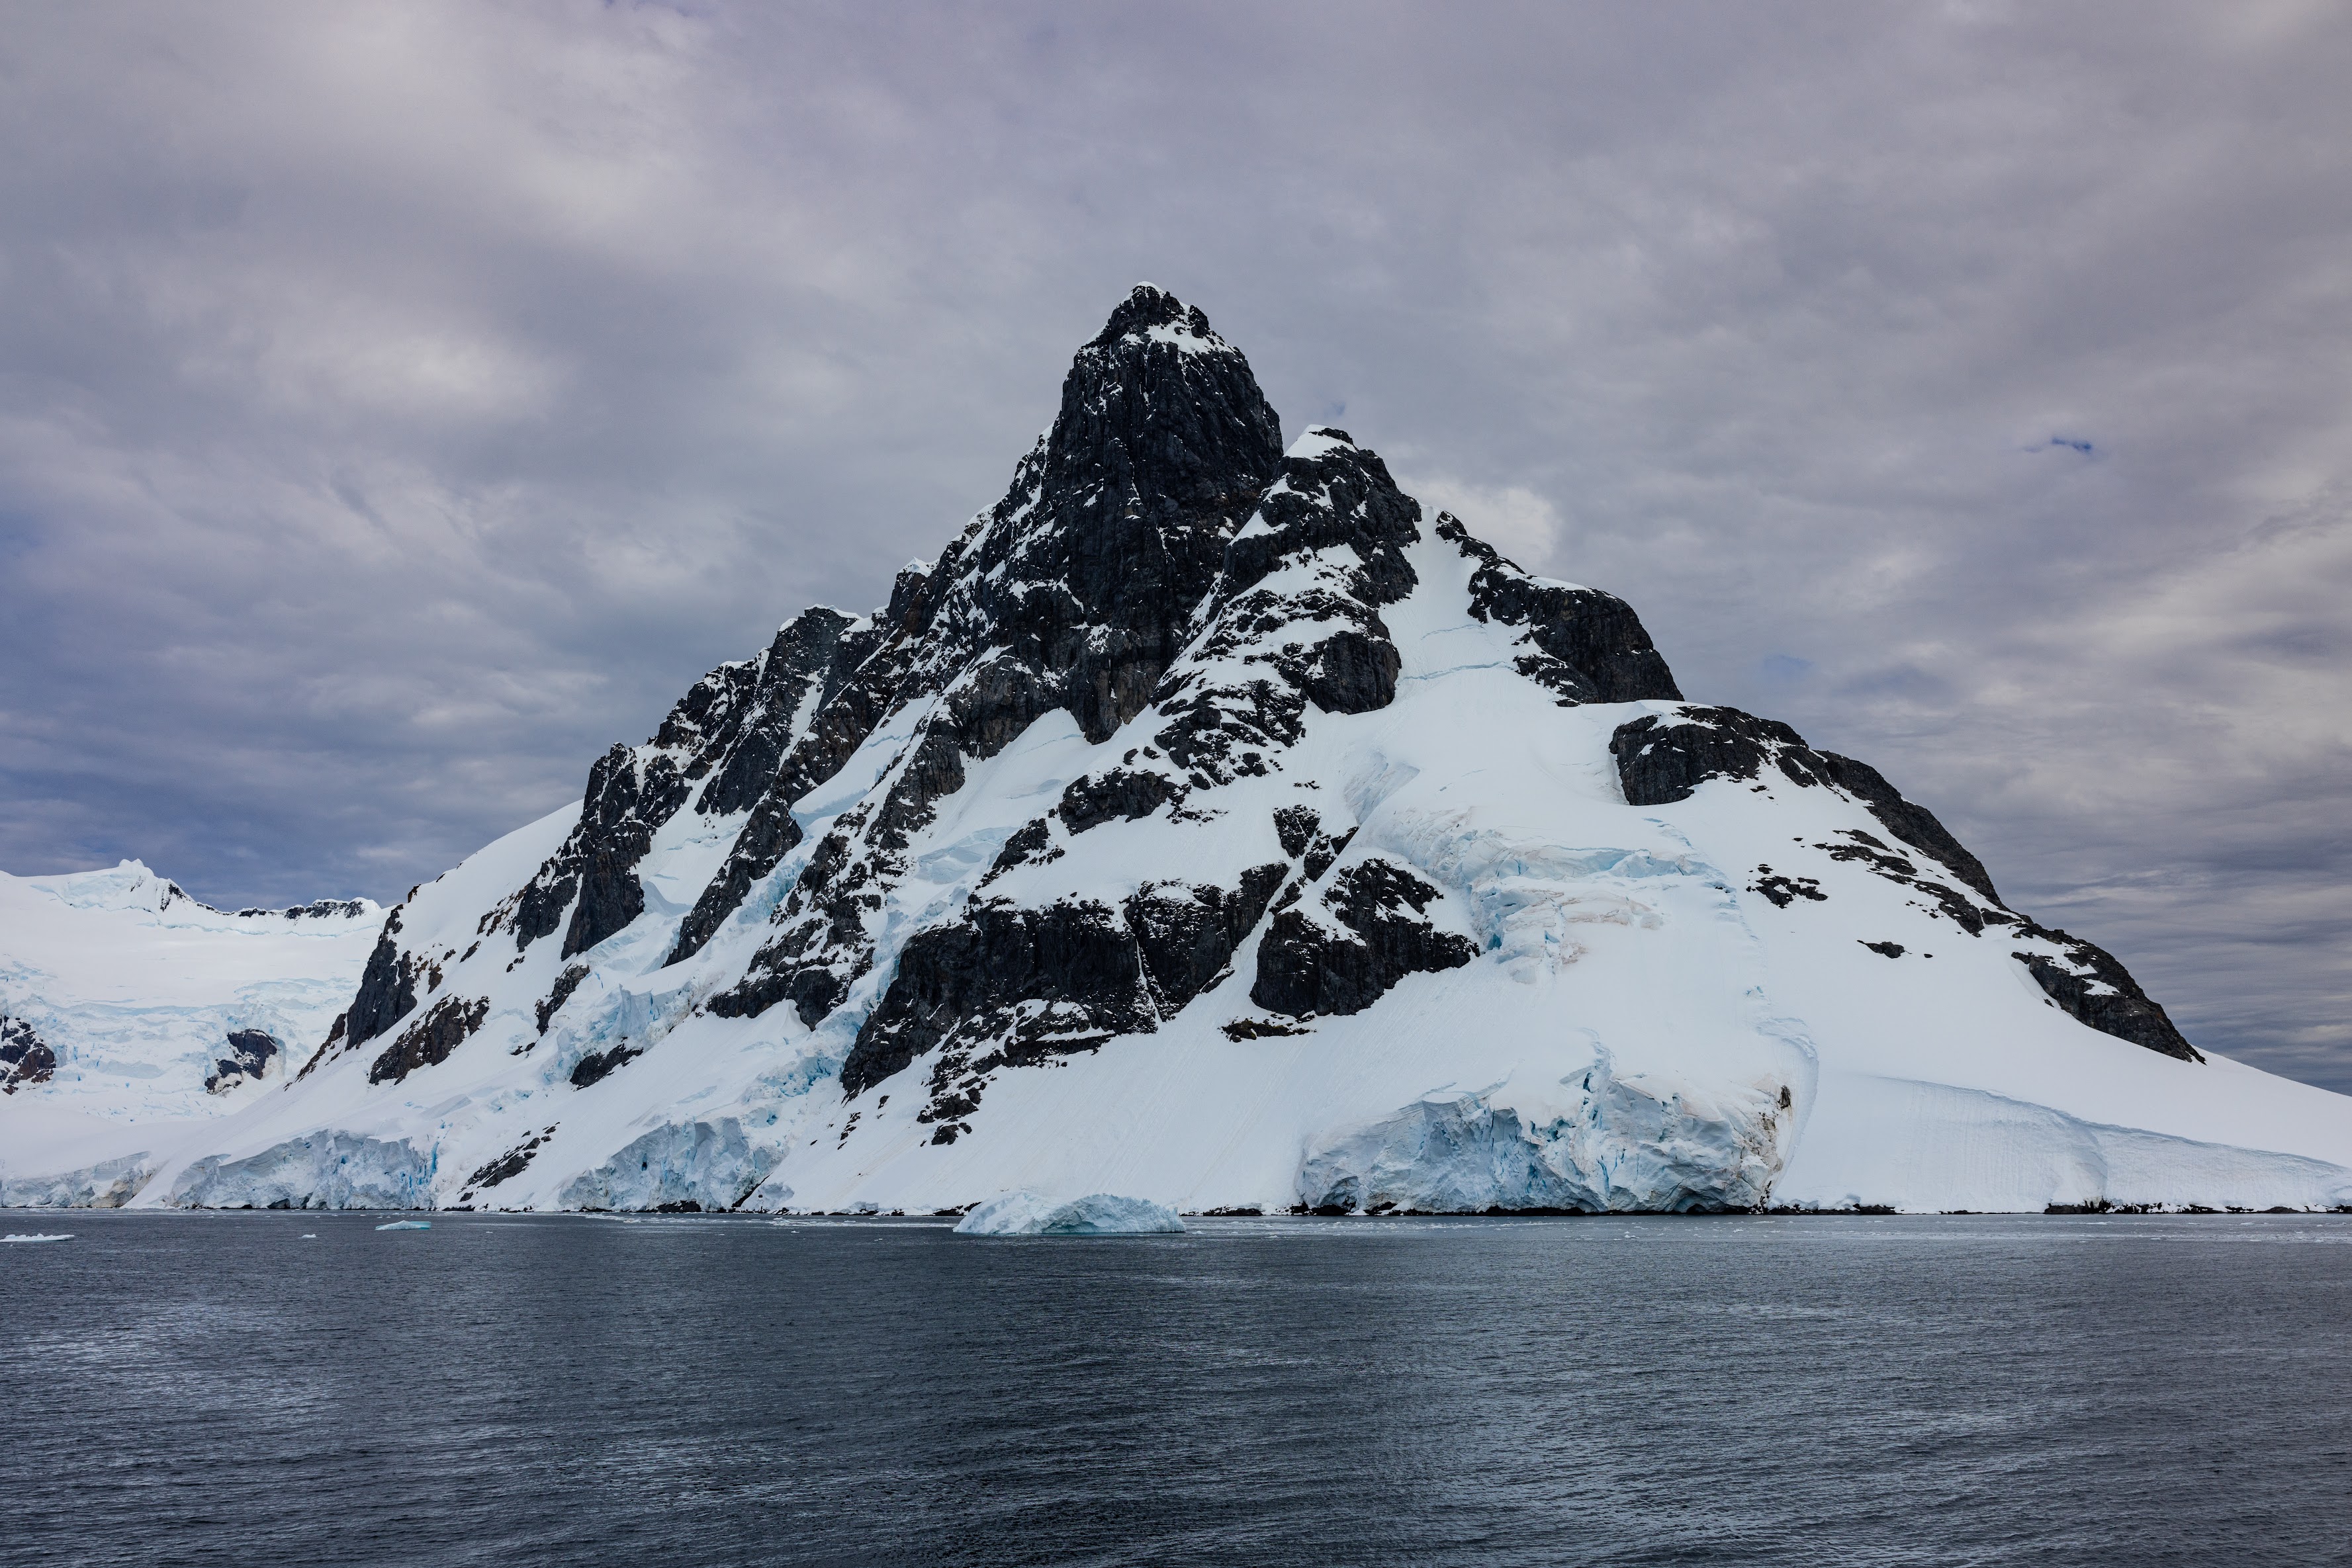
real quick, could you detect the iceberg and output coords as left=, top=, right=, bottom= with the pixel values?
left=3, top=1233, right=72, bottom=1242
left=952, top=1192, right=1185, bottom=1237
left=374, top=1219, right=431, bottom=1231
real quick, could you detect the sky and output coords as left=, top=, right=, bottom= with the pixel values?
left=3, top=1, right=2347, bottom=1087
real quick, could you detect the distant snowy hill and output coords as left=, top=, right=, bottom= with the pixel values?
left=7, top=286, right=2349, bottom=1214
left=0, top=861, right=380, bottom=1205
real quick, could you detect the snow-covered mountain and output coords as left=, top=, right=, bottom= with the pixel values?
left=10, top=285, right=2351, bottom=1214
left=0, top=861, right=380, bottom=1205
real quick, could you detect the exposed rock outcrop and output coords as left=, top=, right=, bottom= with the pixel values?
left=1611, top=707, right=1831, bottom=804
left=845, top=898, right=1155, bottom=1102
left=368, top=996, right=488, bottom=1085
left=204, top=1029, right=279, bottom=1094
left=1253, top=859, right=1477, bottom=1019
left=1, top=1014, right=55, bottom=1094
left=2011, top=927, right=2204, bottom=1063
left=1613, top=709, right=1998, bottom=904
left=342, top=908, right=421, bottom=1051
left=1439, top=515, right=1680, bottom=705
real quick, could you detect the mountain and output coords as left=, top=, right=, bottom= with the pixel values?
left=0, top=861, right=379, bottom=1205
left=10, top=285, right=2351, bottom=1214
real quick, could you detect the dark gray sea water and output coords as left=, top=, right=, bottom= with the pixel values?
left=4, top=1212, right=2349, bottom=1567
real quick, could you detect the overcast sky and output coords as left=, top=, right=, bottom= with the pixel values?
left=3, top=1, right=2347, bottom=1086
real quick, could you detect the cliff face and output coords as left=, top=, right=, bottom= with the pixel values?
left=18, top=284, right=2348, bottom=1216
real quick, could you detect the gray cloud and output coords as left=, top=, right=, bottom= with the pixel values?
left=2, top=1, right=2347, bottom=1085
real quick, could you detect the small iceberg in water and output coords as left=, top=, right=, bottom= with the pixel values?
left=374, top=1219, right=431, bottom=1231
left=953, top=1192, right=1186, bottom=1237
left=3, top=1233, right=73, bottom=1244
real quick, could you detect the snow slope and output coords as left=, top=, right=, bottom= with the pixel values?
left=0, top=862, right=381, bottom=1205
left=8, top=285, right=2349, bottom=1214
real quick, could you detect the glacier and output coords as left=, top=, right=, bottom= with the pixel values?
left=3, top=284, right=2348, bottom=1217
left=0, top=861, right=381, bottom=1207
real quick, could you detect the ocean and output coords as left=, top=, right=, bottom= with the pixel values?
left=5, top=1211, right=2348, bottom=1565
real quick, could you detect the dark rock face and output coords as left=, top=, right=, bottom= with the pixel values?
left=1253, top=859, right=1477, bottom=1018
left=527, top=606, right=898, bottom=971
left=293, top=1012, right=349, bottom=1082
left=1301, top=826, right=1357, bottom=884
left=204, top=1029, right=280, bottom=1094
left=367, top=995, right=488, bottom=1086
left=1751, top=869, right=1827, bottom=908
left=707, top=817, right=877, bottom=1028
left=869, top=729, right=970, bottom=852
left=557, top=744, right=688, bottom=959
left=536, top=964, right=590, bottom=1035
left=684, top=607, right=859, bottom=817
left=982, top=818, right=1062, bottom=884
left=570, top=1043, right=642, bottom=1088
left=670, top=611, right=907, bottom=965
left=564, top=830, right=651, bottom=958
left=1, top=1015, right=55, bottom=1094
left=463, top=1126, right=555, bottom=1192
left=1611, top=708, right=2000, bottom=906
left=667, top=799, right=802, bottom=965
left=1611, top=707, right=1830, bottom=805
left=844, top=899, right=1154, bottom=1100
left=1152, top=431, right=1422, bottom=788
left=2012, top=927, right=2204, bottom=1063
left=1059, top=769, right=1182, bottom=834
left=234, top=898, right=373, bottom=920
left=512, top=864, right=576, bottom=949
left=1296, top=627, right=1400, bottom=715
left=1439, top=515, right=1680, bottom=704
left=344, top=909, right=420, bottom=1049
left=1221, top=1017, right=1312, bottom=1041
left=942, top=657, right=1063, bottom=762
left=1273, top=805, right=1321, bottom=859
left=1811, top=830, right=1989, bottom=936
left=514, top=747, right=676, bottom=961
left=1126, top=865, right=1289, bottom=1012
left=984, top=284, right=1288, bottom=744
left=1814, top=752, right=2000, bottom=904
left=841, top=861, right=1290, bottom=1129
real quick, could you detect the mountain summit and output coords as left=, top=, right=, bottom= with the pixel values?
left=21, top=286, right=2351, bottom=1214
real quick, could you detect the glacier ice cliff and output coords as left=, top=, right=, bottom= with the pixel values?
left=954, top=1192, right=1187, bottom=1236
left=1298, top=1055, right=1792, bottom=1214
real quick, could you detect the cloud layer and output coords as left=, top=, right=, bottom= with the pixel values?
left=3, top=2, right=2347, bottom=1086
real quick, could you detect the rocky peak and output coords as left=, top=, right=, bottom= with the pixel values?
left=1083, top=281, right=1210, bottom=347
left=891, top=284, right=1287, bottom=744
left=1044, top=282, right=1282, bottom=515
